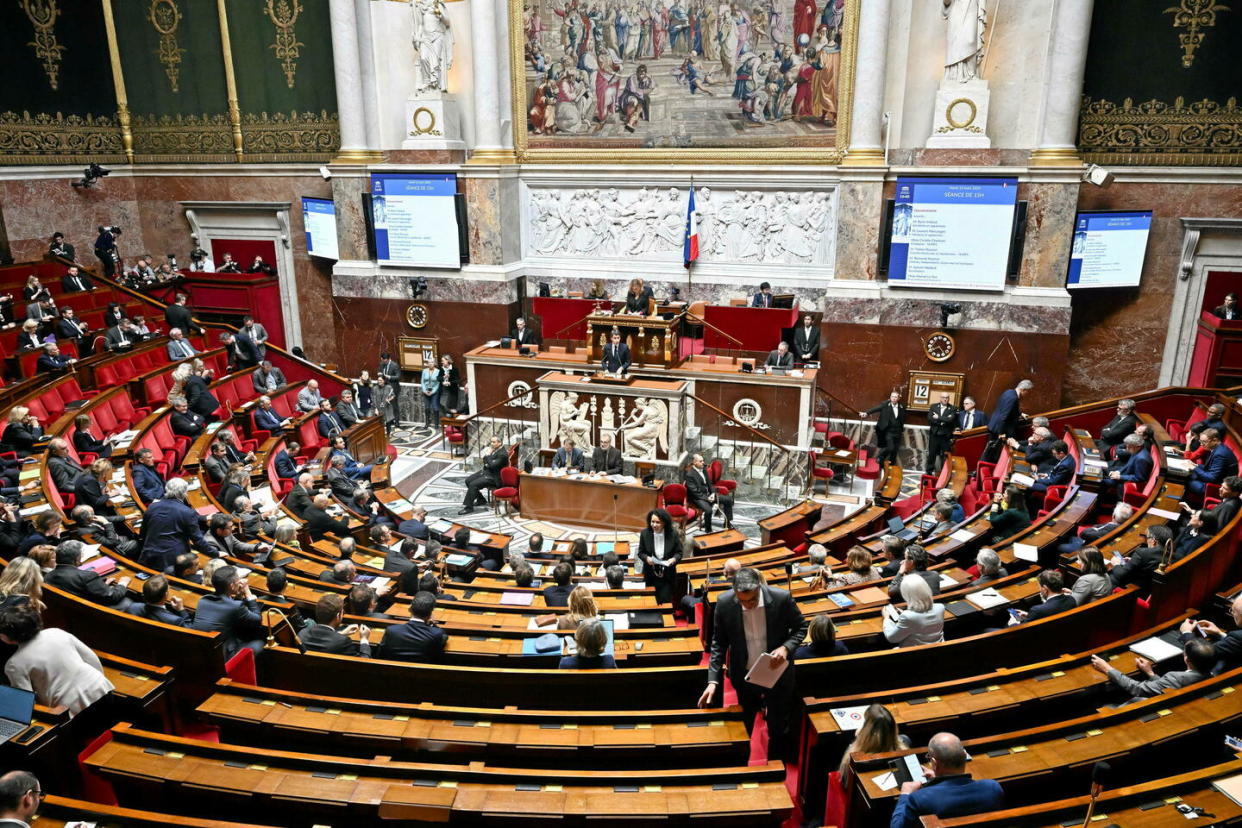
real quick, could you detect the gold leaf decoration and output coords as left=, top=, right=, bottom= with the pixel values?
left=1163, top=0, right=1232, bottom=68
left=1079, top=95, right=1242, bottom=165
left=130, top=112, right=234, bottom=162
left=240, top=110, right=340, bottom=162
left=0, top=111, right=124, bottom=164
left=19, top=0, right=65, bottom=91
left=264, top=0, right=305, bottom=89
left=148, top=0, right=187, bottom=93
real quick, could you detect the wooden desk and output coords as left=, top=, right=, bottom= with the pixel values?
left=520, top=472, right=659, bottom=531
left=585, top=313, right=680, bottom=368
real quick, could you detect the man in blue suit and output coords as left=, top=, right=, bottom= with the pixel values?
left=137, top=478, right=211, bottom=570
left=890, top=733, right=1004, bottom=828
left=253, top=396, right=288, bottom=435
left=317, top=399, right=346, bottom=439
left=751, top=281, right=774, bottom=307
left=1106, top=434, right=1153, bottom=492
left=191, top=565, right=265, bottom=658
left=273, top=440, right=302, bottom=480
left=983, top=380, right=1033, bottom=462
left=131, top=448, right=166, bottom=505
left=221, top=330, right=260, bottom=370
left=1189, top=428, right=1239, bottom=496
left=552, top=438, right=585, bottom=471
left=1030, top=440, right=1074, bottom=493
left=955, top=396, right=986, bottom=432
left=397, top=505, right=430, bottom=540
left=378, top=591, right=447, bottom=662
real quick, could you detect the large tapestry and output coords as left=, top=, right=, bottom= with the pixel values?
left=512, top=0, right=856, bottom=160
left=1079, top=0, right=1242, bottom=164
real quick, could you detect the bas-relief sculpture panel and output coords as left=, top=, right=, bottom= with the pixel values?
left=524, top=184, right=837, bottom=270
left=513, top=0, right=857, bottom=159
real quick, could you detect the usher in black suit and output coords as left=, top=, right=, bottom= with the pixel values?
left=866, top=399, right=908, bottom=465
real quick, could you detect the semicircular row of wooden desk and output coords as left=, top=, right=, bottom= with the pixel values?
left=5, top=258, right=1242, bottom=827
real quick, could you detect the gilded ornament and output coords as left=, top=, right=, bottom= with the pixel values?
left=1164, top=0, right=1231, bottom=68
left=148, top=0, right=187, bottom=93
left=0, top=111, right=124, bottom=164
left=265, top=0, right=305, bottom=89
left=411, top=107, right=442, bottom=136
left=19, top=0, right=65, bottom=91
left=240, top=110, right=340, bottom=162
left=1079, top=95, right=1242, bottom=166
left=129, top=112, right=234, bottom=162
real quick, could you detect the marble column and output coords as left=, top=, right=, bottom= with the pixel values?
left=843, top=0, right=892, bottom=165
left=353, top=0, right=383, bottom=153
left=329, top=0, right=381, bottom=163
left=1030, top=0, right=1095, bottom=166
left=467, top=0, right=515, bottom=163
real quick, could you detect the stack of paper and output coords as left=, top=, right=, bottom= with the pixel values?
left=966, top=587, right=1007, bottom=610
left=501, top=592, right=535, bottom=606
left=1129, top=636, right=1185, bottom=663
left=1012, top=543, right=1040, bottom=562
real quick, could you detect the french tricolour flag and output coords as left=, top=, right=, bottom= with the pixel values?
left=683, top=186, right=699, bottom=269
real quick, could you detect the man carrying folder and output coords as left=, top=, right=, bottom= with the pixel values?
left=698, top=568, right=808, bottom=759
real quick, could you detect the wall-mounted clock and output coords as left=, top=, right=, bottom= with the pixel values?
left=405, top=303, right=429, bottom=330
left=924, top=331, right=956, bottom=363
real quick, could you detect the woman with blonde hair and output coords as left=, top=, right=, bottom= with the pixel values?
left=839, top=703, right=907, bottom=776
left=558, top=618, right=616, bottom=669
left=25, top=545, right=55, bottom=574
left=74, top=458, right=121, bottom=517
left=2, top=406, right=43, bottom=457
left=557, top=585, right=599, bottom=629
left=168, top=362, right=193, bottom=399
left=0, top=557, right=45, bottom=612
left=17, top=319, right=43, bottom=351
left=623, top=277, right=653, bottom=314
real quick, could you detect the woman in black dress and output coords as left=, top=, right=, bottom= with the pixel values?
left=637, top=507, right=682, bottom=605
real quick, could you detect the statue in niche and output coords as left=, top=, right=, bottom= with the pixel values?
left=621, top=397, right=668, bottom=459
left=412, top=0, right=454, bottom=94
left=940, top=0, right=988, bottom=82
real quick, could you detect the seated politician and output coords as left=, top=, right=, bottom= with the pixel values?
left=592, top=433, right=623, bottom=474
left=1189, top=428, right=1239, bottom=497
left=600, top=328, right=631, bottom=375
left=752, top=281, right=774, bottom=307
left=552, top=438, right=584, bottom=471
left=765, top=341, right=794, bottom=370
left=1105, top=433, right=1153, bottom=492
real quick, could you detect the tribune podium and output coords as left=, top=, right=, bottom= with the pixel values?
left=585, top=314, right=681, bottom=369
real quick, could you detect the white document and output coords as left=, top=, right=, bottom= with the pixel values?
left=950, top=529, right=977, bottom=542
left=1010, top=472, right=1036, bottom=488
left=18, top=504, right=51, bottom=518
left=1130, top=636, right=1185, bottom=663
left=872, top=772, right=898, bottom=792
left=1149, top=507, right=1181, bottom=520
left=369, top=577, right=391, bottom=595
left=1012, top=543, right=1040, bottom=562
left=967, top=587, right=1007, bottom=610
left=79, top=544, right=102, bottom=562
left=1083, top=458, right=1108, bottom=469
left=938, top=573, right=960, bottom=589
left=469, top=531, right=490, bottom=546
left=604, top=612, right=630, bottom=631
left=829, top=705, right=870, bottom=731
left=1167, top=458, right=1195, bottom=472
left=743, top=653, right=789, bottom=689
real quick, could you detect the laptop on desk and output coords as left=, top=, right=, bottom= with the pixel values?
left=886, top=515, right=919, bottom=542
left=0, top=685, right=34, bottom=745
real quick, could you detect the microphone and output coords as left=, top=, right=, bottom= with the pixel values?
left=1082, top=761, right=1111, bottom=826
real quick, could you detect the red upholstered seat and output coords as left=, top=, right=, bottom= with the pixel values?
left=661, top=483, right=697, bottom=527
left=443, top=425, right=465, bottom=456
left=493, top=466, right=520, bottom=514
left=708, top=459, right=737, bottom=495
left=810, top=450, right=834, bottom=492
left=856, top=448, right=881, bottom=481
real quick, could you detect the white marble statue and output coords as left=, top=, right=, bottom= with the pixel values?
left=553, top=391, right=594, bottom=449
left=413, top=0, right=454, bottom=94
left=941, top=0, right=988, bottom=82
left=621, top=397, right=668, bottom=459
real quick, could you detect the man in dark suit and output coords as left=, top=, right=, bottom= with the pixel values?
left=764, top=341, right=794, bottom=370
left=45, top=540, right=130, bottom=609
left=165, top=293, right=202, bottom=335
left=170, top=397, right=206, bottom=439
left=385, top=538, right=422, bottom=576
left=512, top=317, right=540, bottom=347
left=131, top=447, right=165, bottom=505
left=1181, top=595, right=1242, bottom=675
left=890, top=732, right=1004, bottom=828
left=1009, top=427, right=1054, bottom=472
left=397, top=506, right=430, bottom=540
left=461, top=435, right=508, bottom=514
left=1031, top=440, right=1075, bottom=493
left=685, top=453, right=733, bottom=533
left=46, top=438, right=83, bottom=494
left=325, top=456, right=359, bottom=500
left=1058, top=501, right=1133, bottom=557
left=1189, top=428, right=1239, bottom=497
left=984, top=380, right=1032, bottom=462
left=751, top=281, right=774, bottom=307
left=1215, top=292, right=1239, bottom=320
left=202, top=512, right=269, bottom=561
left=792, top=314, right=820, bottom=362
left=253, top=397, right=288, bottom=434
left=286, top=473, right=316, bottom=517
left=50, top=231, right=75, bottom=260
left=542, top=562, right=575, bottom=607
left=221, top=331, right=260, bottom=369
left=1015, top=570, right=1076, bottom=623
left=1098, top=399, right=1138, bottom=452
left=191, top=565, right=265, bottom=658
left=104, top=318, right=140, bottom=352
left=887, top=545, right=941, bottom=600
left=551, top=439, right=584, bottom=471
left=955, top=396, right=986, bottom=432
left=592, top=433, right=623, bottom=474
left=128, top=575, right=191, bottom=627
left=138, top=478, right=213, bottom=570
left=698, top=568, right=807, bottom=760
left=36, top=343, right=76, bottom=377
left=273, top=441, right=302, bottom=481
left=1195, top=475, right=1242, bottom=528
left=378, top=591, right=447, bottom=662
left=60, top=265, right=94, bottom=293
left=1106, top=434, right=1153, bottom=492
left=300, top=594, right=372, bottom=657
left=317, top=399, right=346, bottom=439
left=335, top=390, right=362, bottom=429
left=925, top=392, right=959, bottom=475
left=862, top=391, right=907, bottom=465
left=305, top=494, right=353, bottom=541
left=600, top=328, right=631, bottom=375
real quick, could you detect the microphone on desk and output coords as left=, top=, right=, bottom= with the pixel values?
left=1082, top=761, right=1111, bottom=827
left=612, top=492, right=620, bottom=543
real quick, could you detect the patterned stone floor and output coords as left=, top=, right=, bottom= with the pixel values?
left=386, top=422, right=881, bottom=555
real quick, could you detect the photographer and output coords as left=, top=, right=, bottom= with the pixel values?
left=93, top=225, right=121, bottom=277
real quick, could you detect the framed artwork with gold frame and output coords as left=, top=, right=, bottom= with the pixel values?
left=509, top=0, right=860, bottom=164
left=906, top=370, right=965, bottom=413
